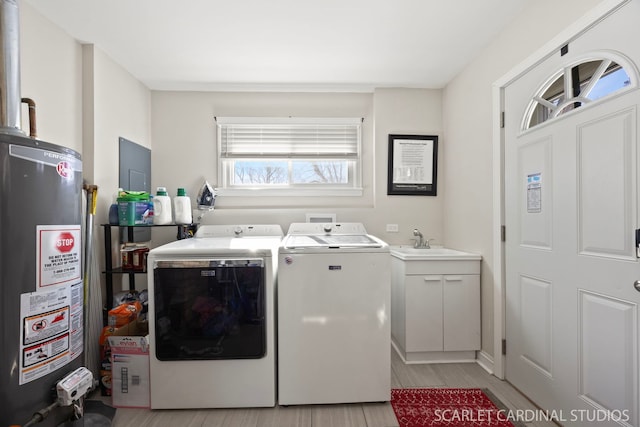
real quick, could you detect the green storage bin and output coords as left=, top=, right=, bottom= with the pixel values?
left=117, top=191, right=151, bottom=226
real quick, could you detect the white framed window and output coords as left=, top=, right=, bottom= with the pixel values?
left=216, top=117, right=362, bottom=196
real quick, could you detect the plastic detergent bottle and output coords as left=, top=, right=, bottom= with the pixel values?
left=108, top=188, right=124, bottom=225
left=153, top=187, right=173, bottom=225
left=146, top=195, right=154, bottom=224
left=173, top=187, right=192, bottom=224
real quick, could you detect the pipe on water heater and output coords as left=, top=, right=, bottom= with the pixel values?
left=0, top=0, right=22, bottom=134
left=21, top=97, right=36, bottom=138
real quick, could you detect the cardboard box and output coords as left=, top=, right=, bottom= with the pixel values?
left=108, top=334, right=150, bottom=408
left=112, top=316, right=148, bottom=335
left=99, top=331, right=113, bottom=396
left=99, top=318, right=149, bottom=398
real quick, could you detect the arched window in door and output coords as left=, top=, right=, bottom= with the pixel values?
left=523, top=53, right=636, bottom=130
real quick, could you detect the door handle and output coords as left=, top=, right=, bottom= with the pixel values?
left=634, top=280, right=640, bottom=292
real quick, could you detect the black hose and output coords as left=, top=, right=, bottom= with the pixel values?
left=21, top=401, right=60, bottom=427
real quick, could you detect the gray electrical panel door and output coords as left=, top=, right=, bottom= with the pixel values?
left=119, top=137, right=151, bottom=242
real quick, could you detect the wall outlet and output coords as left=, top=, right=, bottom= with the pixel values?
left=386, top=224, right=399, bottom=232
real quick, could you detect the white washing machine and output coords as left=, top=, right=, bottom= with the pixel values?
left=277, top=222, right=391, bottom=405
left=147, top=224, right=282, bottom=409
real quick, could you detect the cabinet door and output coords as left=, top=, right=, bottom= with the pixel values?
left=405, top=275, right=443, bottom=352
left=443, top=275, right=480, bottom=351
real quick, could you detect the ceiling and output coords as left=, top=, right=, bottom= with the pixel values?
left=24, top=0, right=530, bottom=92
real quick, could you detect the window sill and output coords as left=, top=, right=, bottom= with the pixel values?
left=216, top=187, right=363, bottom=197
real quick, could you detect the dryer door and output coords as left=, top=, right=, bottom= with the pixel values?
left=152, top=259, right=266, bottom=360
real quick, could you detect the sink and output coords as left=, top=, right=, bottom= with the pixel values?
left=393, top=246, right=462, bottom=255
left=390, top=245, right=481, bottom=260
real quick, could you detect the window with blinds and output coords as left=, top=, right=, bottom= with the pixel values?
left=216, top=117, right=362, bottom=195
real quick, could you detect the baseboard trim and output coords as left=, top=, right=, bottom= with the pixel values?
left=393, top=340, right=496, bottom=374
left=476, top=350, right=494, bottom=375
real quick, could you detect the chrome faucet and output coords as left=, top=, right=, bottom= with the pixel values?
left=413, top=228, right=424, bottom=249
left=412, top=229, right=423, bottom=248
left=412, top=229, right=431, bottom=248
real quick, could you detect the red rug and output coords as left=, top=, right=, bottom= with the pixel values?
left=391, top=388, right=516, bottom=427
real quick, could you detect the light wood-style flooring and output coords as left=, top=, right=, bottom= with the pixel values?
left=100, top=349, right=553, bottom=427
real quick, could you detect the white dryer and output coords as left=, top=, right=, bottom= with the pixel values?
left=147, top=224, right=282, bottom=408
left=277, top=222, right=391, bottom=405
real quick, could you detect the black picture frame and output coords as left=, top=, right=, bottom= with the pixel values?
left=387, top=134, right=438, bottom=196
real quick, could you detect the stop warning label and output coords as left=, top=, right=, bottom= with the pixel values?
left=37, top=225, right=81, bottom=289
left=56, top=232, right=75, bottom=253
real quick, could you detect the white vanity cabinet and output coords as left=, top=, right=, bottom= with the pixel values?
left=390, top=248, right=481, bottom=363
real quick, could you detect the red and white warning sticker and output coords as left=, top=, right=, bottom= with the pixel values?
left=36, top=225, right=81, bottom=289
left=23, top=333, right=69, bottom=368
left=19, top=284, right=78, bottom=385
left=23, top=306, right=70, bottom=346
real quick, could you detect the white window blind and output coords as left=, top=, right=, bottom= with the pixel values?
left=217, top=117, right=361, bottom=158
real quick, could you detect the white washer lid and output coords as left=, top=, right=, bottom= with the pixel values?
left=282, top=234, right=382, bottom=249
left=285, top=222, right=368, bottom=235
left=195, top=224, right=283, bottom=238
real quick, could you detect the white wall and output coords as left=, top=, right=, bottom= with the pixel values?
left=373, top=88, right=443, bottom=243
left=84, top=46, right=152, bottom=295
left=149, top=88, right=443, bottom=246
left=85, top=46, right=151, bottom=226
left=20, top=1, right=82, bottom=152
left=21, top=2, right=152, bottom=300
left=442, top=0, right=604, bottom=361
left=20, top=3, right=151, bottom=226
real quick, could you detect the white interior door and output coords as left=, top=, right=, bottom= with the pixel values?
left=504, top=1, right=640, bottom=425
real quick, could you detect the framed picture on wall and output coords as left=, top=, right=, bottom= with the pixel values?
left=387, top=134, right=438, bottom=196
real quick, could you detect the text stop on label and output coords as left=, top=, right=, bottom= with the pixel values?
left=56, top=232, right=74, bottom=253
